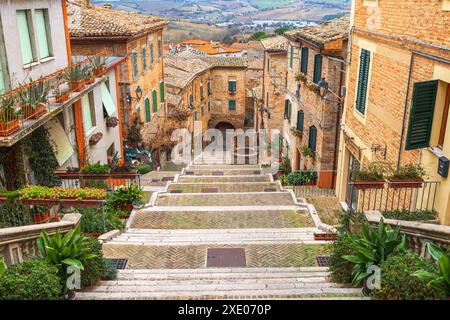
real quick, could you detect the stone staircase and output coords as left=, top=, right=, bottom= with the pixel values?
left=79, top=157, right=362, bottom=300
left=77, top=267, right=363, bottom=300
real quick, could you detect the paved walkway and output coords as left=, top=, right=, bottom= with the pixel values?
left=80, top=155, right=362, bottom=299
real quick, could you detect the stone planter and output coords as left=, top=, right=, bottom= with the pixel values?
left=389, top=178, right=423, bottom=189
left=352, top=180, right=385, bottom=190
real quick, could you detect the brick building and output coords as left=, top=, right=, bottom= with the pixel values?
left=335, top=1, right=450, bottom=224
left=283, top=15, right=349, bottom=188
left=66, top=0, right=169, bottom=137
left=260, top=36, right=288, bottom=144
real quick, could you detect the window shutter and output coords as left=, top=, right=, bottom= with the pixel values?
left=160, top=82, right=165, bottom=102
left=152, top=90, right=158, bottom=113
left=208, top=101, right=211, bottom=112
left=297, top=111, right=303, bottom=131
left=0, top=62, right=5, bottom=94
left=308, top=126, right=317, bottom=151
left=132, top=51, right=138, bottom=79
left=150, top=43, right=154, bottom=64
left=405, top=80, right=439, bottom=150
left=356, top=49, right=371, bottom=114
left=194, top=111, right=198, bottom=121
left=200, top=83, right=204, bottom=97
left=228, top=100, right=236, bottom=110
left=284, top=99, right=289, bottom=118
left=158, top=39, right=162, bottom=58
left=228, top=80, right=236, bottom=92
left=142, top=46, right=147, bottom=70
left=300, top=47, right=308, bottom=74
left=201, top=105, right=204, bottom=117
left=288, top=101, right=291, bottom=120
left=313, top=54, right=322, bottom=84
left=35, top=9, right=51, bottom=59
left=145, top=97, right=151, bottom=122
left=17, top=10, right=34, bottom=64
left=189, top=94, right=194, bottom=107
left=289, top=45, right=294, bottom=69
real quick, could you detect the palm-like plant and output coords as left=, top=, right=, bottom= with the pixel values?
left=343, top=219, right=407, bottom=286
left=18, top=79, right=50, bottom=108
left=414, top=243, right=450, bottom=298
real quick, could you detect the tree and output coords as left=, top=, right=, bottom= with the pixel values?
left=275, top=27, right=290, bottom=35
left=248, top=31, right=268, bottom=41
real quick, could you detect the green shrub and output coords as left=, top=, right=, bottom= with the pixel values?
left=106, top=184, right=144, bottom=209
left=382, top=209, right=436, bottom=221
left=286, top=171, right=317, bottom=186
left=373, top=253, right=442, bottom=300
left=136, top=164, right=153, bottom=175
left=329, top=232, right=355, bottom=284
left=79, top=207, right=125, bottom=233
left=280, top=156, right=291, bottom=175
left=81, top=162, right=110, bottom=174
left=103, top=258, right=118, bottom=280
left=0, top=259, right=63, bottom=300
left=80, top=236, right=107, bottom=288
left=389, top=164, right=426, bottom=180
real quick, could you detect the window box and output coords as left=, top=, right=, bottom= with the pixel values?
left=93, top=67, right=106, bottom=77
left=70, top=79, right=85, bottom=92
left=55, top=92, right=70, bottom=103
left=313, top=232, right=337, bottom=241
left=389, top=179, right=423, bottom=189
left=352, top=180, right=385, bottom=190
left=0, top=119, right=19, bottom=137
left=21, top=103, right=47, bottom=120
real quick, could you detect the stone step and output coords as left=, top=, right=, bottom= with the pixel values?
left=183, top=169, right=262, bottom=176
left=156, top=192, right=295, bottom=206
left=188, top=165, right=261, bottom=170
left=167, top=182, right=279, bottom=193
left=125, top=228, right=319, bottom=234
left=178, top=176, right=271, bottom=183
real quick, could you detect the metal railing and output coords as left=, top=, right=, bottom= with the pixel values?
left=347, top=180, right=440, bottom=214
left=290, top=170, right=336, bottom=198
left=57, top=172, right=140, bottom=190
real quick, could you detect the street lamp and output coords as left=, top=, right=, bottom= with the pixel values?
left=126, top=85, right=143, bottom=104
left=317, top=77, right=329, bottom=98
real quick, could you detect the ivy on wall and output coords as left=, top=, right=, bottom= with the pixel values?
left=23, top=127, right=61, bottom=187
left=0, top=144, right=26, bottom=190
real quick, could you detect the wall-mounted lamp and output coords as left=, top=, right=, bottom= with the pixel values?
left=317, top=77, right=329, bottom=98
left=126, top=85, right=143, bottom=104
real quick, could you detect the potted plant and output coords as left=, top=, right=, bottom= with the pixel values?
left=295, top=72, right=307, bottom=83
left=291, top=127, right=302, bottom=139
left=32, top=205, right=51, bottom=224
left=352, top=162, right=388, bottom=189
left=62, top=64, right=87, bottom=92
left=18, top=185, right=60, bottom=205
left=0, top=95, right=20, bottom=136
left=83, top=65, right=96, bottom=85
left=54, top=77, right=70, bottom=103
left=388, top=164, right=425, bottom=189
left=81, top=162, right=110, bottom=179
left=91, top=56, right=106, bottom=77
left=106, top=184, right=144, bottom=213
left=105, top=116, right=119, bottom=128
left=18, top=79, right=49, bottom=120
left=89, top=132, right=103, bottom=145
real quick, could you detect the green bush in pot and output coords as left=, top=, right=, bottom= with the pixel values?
left=329, top=232, right=355, bottom=284
left=106, top=184, right=144, bottom=209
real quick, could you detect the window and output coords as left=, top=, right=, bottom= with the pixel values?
left=355, top=49, right=371, bottom=115
left=208, top=101, right=211, bottom=112
left=101, top=83, right=116, bottom=117
left=228, top=100, right=236, bottom=110
left=207, top=81, right=211, bottom=94
left=189, top=94, right=194, bottom=107
left=405, top=80, right=439, bottom=150
left=289, top=45, right=294, bottom=69
left=141, top=45, right=147, bottom=71
left=363, top=0, right=378, bottom=7
left=201, top=105, right=205, bottom=117
left=296, top=111, right=304, bottom=131
left=17, top=10, right=35, bottom=64
left=200, top=82, right=204, bottom=98
left=131, top=50, right=138, bottom=79
left=438, top=85, right=450, bottom=147
left=300, top=47, right=308, bottom=74
left=160, top=81, right=165, bottom=102
left=313, top=54, right=322, bottom=84
left=267, top=57, right=270, bottom=71
left=149, top=42, right=154, bottom=65
left=81, top=93, right=95, bottom=134
left=308, top=126, right=317, bottom=151
left=284, top=99, right=291, bottom=120
left=194, top=111, right=198, bottom=121
left=157, top=38, right=162, bottom=58
left=228, top=80, right=236, bottom=93
left=152, top=89, right=158, bottom=113
left=144, top=97, right=151, bottom=122
left=0, top=61, right=5, bottom=94
left=35, top=9, right=52, bottom=59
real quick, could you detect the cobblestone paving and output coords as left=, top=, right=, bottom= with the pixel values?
left=179, top=176, right=271, bottom=183
left=102, top=244, right=330, bottom=269
left=131, top=210, right=314, bottom=229
left=167, top=183, right=280, bottom=193
left=306, top=197, right=343, bottom=226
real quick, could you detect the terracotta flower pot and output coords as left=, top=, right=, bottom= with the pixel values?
left=0, top=119, right=20, bottom=136
left=389, top=178, right=423, bottom=189
left=118, top=204, right=134, bottom=212
left=93, top=67, right=106, bottom=77
left=21, top=103, right=47, bottom=120
left=70, top=80, right=85, bottom=92
left=85, top=77, right=95, bottom=85
left=82, top=232, right=101, bottom=238
left=34, top=211, right=50, bottom=224
left=352, top=180, right=385, bottom=190
left=55, top=93, right=70, bottom=103
left=313, top=232, right=337, bottom=241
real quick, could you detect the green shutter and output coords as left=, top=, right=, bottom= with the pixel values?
left=308, top=126, right=317, bottom=151
left=142, top=46, right=147, bottom=70
left=201, top=105, right=204, bottom=117
left=208, top=101, right=211, bottom=112
left=160, top=82, right=165, bottom=102
left=300, top=47, right=308, bottom=74
left=228, top=80, right=236, bottom=92
left=313, top=54, right=322, bottom=84
left=158, top=39, right=162, bottom=58
left=0, top=61, right=5, bottom=94
left=152, top=90, right=158, bottom=113
left=194, top=111, right=198, bottom=121
left=289, top=45, right=294, bottom=69
left=35, top=9, right=50, bottom=59
left=17, top=10, right=34, bottom=64
left=284, top=99, right=289, bottom=118
left=297, top=111, right=303, bottom=131
left=228, top=100, right=236, bottom=110
left=288, top=101, right=291, bottom=120
left=132, top=51, right=138, bottom=79
left=150, top=43, right=154, bottom=64
left=81, top=95, right=93, bottom=134
left=200, top=83, right=204, bottom=98
left=356, top=49, right=371, bottom=115
left=101, top=83, right=116, bottom=116
left=145, top=97, right=151, bottom=122
left=405, top=80, right=439, bottom=150
left=136, top=105, right=141, bottom=119
left=189, top=94, right=194, bottom=107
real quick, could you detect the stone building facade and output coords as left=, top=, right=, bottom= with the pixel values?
left=66, top=0, right=168, bottom=137
left=335, top=0, right=450, bottom=224
left=260, top=36, right=288, bottom=145
left=283, top=15, right=349, bottom=188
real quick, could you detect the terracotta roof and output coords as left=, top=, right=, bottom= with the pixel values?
left=260, top=36, right=288, bottom=52
left=179, top=40, right=242, bottom=55
left=199, top=55, right=248, bottom=68
left=67, top=0, right=168, bottom=38
left=164, top=55, right=211, bottom=89
left=285, top=14, right=350, bottom=45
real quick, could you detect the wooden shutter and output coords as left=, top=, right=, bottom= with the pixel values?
left=301, top=47, right=308, bottom=74
left=132, top=51, right=138, bottom=79
left=158, top=39, right=162, bottom=58
left=145, top=97, right=151, bottom=122
left=194, top=111, right=198, bottom=121
left=313, top=54, right=322, bottom=84
left=308, top=126, right=317, bottom=151
left=405, top=80, right=439, bottom=150
left=141, top=46, right=147, bottom=70
left=289, top=45, right=294, bottom=69
left=297, top=111, right=303, bottom=131
left=356, top=49, right=371, bottom=114
left=284, top=99, right=289, bottom=118
left=201, top=105, right=204, bottom=117
left=160, top=82, right=165, bottom=102
left=229, top=100, right=236, bottom=110
left=152, top=90, right=158, bottom=113
left=150, top=43, right=154, bottom=64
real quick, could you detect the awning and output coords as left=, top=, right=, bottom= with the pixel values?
left=44, top=118, right=74, bottom=166
left=101, top=83, right=116, bottom=116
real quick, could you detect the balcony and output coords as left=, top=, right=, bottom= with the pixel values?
left=0, top=55, right=109, bottom=147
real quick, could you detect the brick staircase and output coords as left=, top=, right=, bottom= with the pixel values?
left=78, top=159, right=363, bottom=300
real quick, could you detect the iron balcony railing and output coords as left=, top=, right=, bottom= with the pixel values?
left=347, top=180, right=440, bottom=214
left=56, top=172, right=141, bottom=190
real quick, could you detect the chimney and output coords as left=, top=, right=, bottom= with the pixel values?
left=103, top=3, right=112, bottom=9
